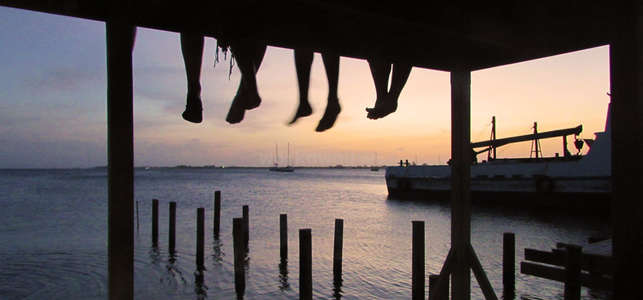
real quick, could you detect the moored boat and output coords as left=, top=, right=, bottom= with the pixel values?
left=385, top=104, right=612, bottom=214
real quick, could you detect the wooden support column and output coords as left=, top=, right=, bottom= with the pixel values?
left=609, top=3, right=643, bottom=299
left=450, top=70, right=472, bottom=300
left=106, top=21, right=136, bottom=300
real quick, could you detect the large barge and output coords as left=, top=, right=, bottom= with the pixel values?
left=386, top=105, right=612, bottom=214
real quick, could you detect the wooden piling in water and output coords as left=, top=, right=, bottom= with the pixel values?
left=503, top=232, right=515, bottom=294
left=213, top=191, right=221, bottom=238
left=299, top=228, right=312, bottom=300
left=242, top=205, right=249, bottom=251
left=196, top=208, right=204, bottom=270
left=333, top=219, right=344, bottom=282
left=564, top=245, right=582, bottom=300
left=152, top=199, right=158, bottom=246
left=233, top=218, right=245, bottom=296
left=412, top=221, right=425, bottom=300
left=429, top=274, right=448, bottom=300
left=280, top=214, right=288, bottom=260
left=169, top=202, right=176, bottom=253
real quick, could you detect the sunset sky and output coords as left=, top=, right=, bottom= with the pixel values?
left=0, top=7, right=611, bottom=168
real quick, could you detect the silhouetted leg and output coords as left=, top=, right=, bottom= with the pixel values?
left=371, top=63, right=411, bottom=119
left=245, top=43, right=267, bottom=110
left=366, top=58, right=391, bottom=119
left=180, top=33, right=204, bottom=123
left=289, top=48, right=314, bottom=125
left=316, top=53, right=341, bottom=132
left=226, top=40, right=264, bottom=124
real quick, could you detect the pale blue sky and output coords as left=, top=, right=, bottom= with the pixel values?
left=0, top=7, right=611, bottom=168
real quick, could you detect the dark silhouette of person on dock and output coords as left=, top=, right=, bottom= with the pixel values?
left=289, top=49, right=341, bottom=132
left=366, top=58, right=412, bottom=119
left=180, top=33, right=266, bottom=124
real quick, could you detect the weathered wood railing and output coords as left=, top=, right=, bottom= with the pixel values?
left=520, top=243, right=613, bottom=300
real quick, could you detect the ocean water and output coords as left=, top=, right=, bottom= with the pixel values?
left=0, top=168, right=611, bottom=299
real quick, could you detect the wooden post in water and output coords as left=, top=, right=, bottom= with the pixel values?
left=299, top=228, right=312, bottom=300
left=564, top=245, right=582, bottom=300
left=152, top=199, right=159, bottom=246
left=213, top=190, right=221, bottom=238
left=429, top=274, right=448, bottom=300
left=233, top=218, right=245, bottom=296
left=242, top=205, right=249, bottom=252
left=503, top=232, right=515, bottom=295
left=333, top=219, right=344, bottom=282
left=169, top=202, right=176, bottom=253
left=196, top=208, right=204, bottom=270
left=280, top=214, right=288, bottom=260
left=412, top=221, right=425, bottom=300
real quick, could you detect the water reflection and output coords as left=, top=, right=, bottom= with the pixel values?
left=333, top=276, right=343, bottom=299
left=278, top=258, right=289, bottom=291
left=163, top=250, right=187, bottom=287
left=194, top=270, right=208, bottom=299
left=211, top=238, right=224, bottom=264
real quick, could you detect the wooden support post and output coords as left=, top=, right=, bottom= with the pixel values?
left=469, top=245, right=498, bottom=300
left=412, top=220, right=425, bottom=300
left=280, top=214, right=288, bottom=260
left=564, top=245, right=582, bottom=300
left=106, top=21, right=136, bottom=300
left=233, top=218, right=245, bottom=297
left=169, top=202, right=176, bottom=253
left=213, top=190, right=221, bottom=238
left=152, top=199, right=159, bottom=246
left=333, top=219, right=344, bottom=282
left=609, top=5, right=643, bottom=299
left=196, top=208, right=204, bottom=270
left=503, top=232, right=515, bottom=294
left=242, top=205, right=249, bottom=252
left=450, top=70, right=472, bottom=300
left=136, top=200, right=139, bottom=231
left=429, top=274, right=448, bottom=300
left=299, top=228, right=312, bottom=300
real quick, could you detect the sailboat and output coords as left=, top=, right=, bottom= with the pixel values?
left=269, top=143, right=294, bottom=172
left=370, top=152, right=380, bottom=171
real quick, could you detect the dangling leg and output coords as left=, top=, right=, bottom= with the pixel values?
left=226, top=39, right=265, bottom=124
left=371, top=63, right=411, bottom=119
left=244, top=42, right=267, bottom=110
left=316, top=53, right=341, bottom=132
left=180, top=33, right=204, bottom=123
left=289, top=48, right=314, bottom=125
left=365, top=58, right=391, bottom=119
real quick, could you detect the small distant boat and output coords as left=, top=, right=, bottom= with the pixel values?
left=269, top=143, right=294, bottom=172
left=370, top=152, right=380, bottom=171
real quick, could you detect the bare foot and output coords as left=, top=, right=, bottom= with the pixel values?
left=288, top=99, right=313, bottom=125
left=182, top=94, right=203, bottom=123
left=366, top=95, right=397, bottom=119
left=316, top=99, right=340, bottom=132
left=240, top=79, right=261, bottom=110
left=226, top=93, right=246, bottom=124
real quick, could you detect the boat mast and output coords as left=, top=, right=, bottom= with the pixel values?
left=530, top=122, right=542, bottom=158
left=488, top=116, right=496, bottom=161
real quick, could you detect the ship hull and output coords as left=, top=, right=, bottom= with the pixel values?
left=386, top=174, right=610, bottom=215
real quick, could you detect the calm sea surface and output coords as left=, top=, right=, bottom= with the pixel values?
left=0, top=168, right=611, bottom=299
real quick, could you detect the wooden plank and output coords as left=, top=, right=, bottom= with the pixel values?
left=520, top=262, right=613, bottom=290
left=526, top=248, right=613, bottom=275
left=521, top=262, right=565, bottom=282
